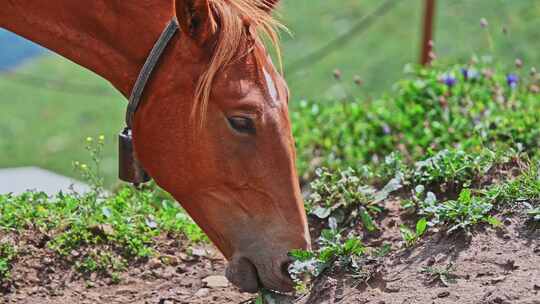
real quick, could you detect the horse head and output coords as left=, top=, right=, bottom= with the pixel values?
left=133, top=0, right=310, bottom=292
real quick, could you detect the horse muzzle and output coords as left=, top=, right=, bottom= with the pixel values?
left=225, top=252, right=294, bottom=293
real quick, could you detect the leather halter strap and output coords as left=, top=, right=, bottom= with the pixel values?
left=125, top=18, right=179, bottom=129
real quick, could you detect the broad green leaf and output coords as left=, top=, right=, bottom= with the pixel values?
left=359, top=208, right=377, bottom=232
left=416, top=218, right=428, bottom=236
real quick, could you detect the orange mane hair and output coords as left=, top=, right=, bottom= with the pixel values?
left=192, top=0, right=285, bottom=127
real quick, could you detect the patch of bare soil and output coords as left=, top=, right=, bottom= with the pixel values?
left=1, top=201, right=538, bottom=304
left=1, top=233, right=251, bottom=304
left=302, top=203, right=540, bottom=304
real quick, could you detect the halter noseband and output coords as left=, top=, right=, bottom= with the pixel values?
left=118, top=18, right=179, bottom=186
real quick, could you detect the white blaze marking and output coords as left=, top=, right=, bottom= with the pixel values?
left=263, top=67, right=279, bottom=105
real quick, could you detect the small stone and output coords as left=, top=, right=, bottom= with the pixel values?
left=202, top=275, right=229, bottom=288
left=438, top=291, right=450, bottom=298
left=194, top=288, right=210, bottom=297
left=115, top=287, right=135, bottom=295
left=385, top=284, right=400, bottom=293
left=148, top=257, right=162, bottom=269
left=160, top=254, right=179, bottom=266
left=492, top=296, right=507, bottom=304
left=534, top=284, right=540, bottom=291
left=491, top=276, right=506, bottom=284
left=28, top=286, right=40, bottom=295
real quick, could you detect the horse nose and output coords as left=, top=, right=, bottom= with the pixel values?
left=225, top=252, right=296, bottom=293
left=260, top=255, right=295, bottom=292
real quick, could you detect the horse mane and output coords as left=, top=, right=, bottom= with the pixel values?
left=192, top=0, right=285, bottom=127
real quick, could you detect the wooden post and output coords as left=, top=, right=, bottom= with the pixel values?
left=420, top=0, right=436, bottom=65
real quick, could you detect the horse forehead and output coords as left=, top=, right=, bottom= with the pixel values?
left=215, top=64, right=282, bottom=107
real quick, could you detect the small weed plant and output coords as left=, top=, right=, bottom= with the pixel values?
left=399, top=218, right=428, bottom=247
left=421, top=263, right=458, bottom=287
left=0, top=242, right=17, bottom=283
left=289, top=228, right=365, bottom=291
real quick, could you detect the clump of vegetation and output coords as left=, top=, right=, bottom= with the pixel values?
left=305, top=152, right=539, bottom=245
left=526, top=204, right=540, bottom=222
left=293, top=60, right=540, bottom=181
left=0, top=242, right=17, bottom=283
left=420, top=263, right=458, bottom=287
left=418, top=188, right=501, bottom=233
left=288, top=229, right=365, bottom=292
left=297, top=58, right=540, bottom=244
left=411, top=149, right=497, bottom=191
left=306, top=168, right=382, bottom=232
left=399, top=218, right=428, bottom=247
left=0, top=137, right=206, bottom=282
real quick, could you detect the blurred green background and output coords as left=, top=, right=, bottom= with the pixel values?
left=1, top=0, right=539, bottom=187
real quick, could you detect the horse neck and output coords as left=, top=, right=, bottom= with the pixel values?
left=0, top=1, right=174, bottom=96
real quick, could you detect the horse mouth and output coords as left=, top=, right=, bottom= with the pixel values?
left=225, top=255, right=294, bottom=293
left=225, top=256, right=260, bottom=293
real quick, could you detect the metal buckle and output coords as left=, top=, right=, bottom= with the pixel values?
left=118, top=128, right=151, bottom=186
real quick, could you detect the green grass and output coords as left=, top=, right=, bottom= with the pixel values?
left=293, top=60, right=540, bottom=180
left=0, top=56, right=124, bottom=186
left=281, top=0, right=540, bottom=99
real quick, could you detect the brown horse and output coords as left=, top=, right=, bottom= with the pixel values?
left=1, top=0, right=310, bottom=293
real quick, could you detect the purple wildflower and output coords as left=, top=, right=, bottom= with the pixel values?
left=442, top=74, right=457, bottom=87
left=382, top=123, right=391, bottom=135
left=461, top=68, right=468, bottom=79
left=507, top=74, right=519, bottom=88
left=461, top=68, right=478, bottom=81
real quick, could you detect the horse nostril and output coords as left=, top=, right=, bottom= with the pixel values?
left=280, top=259, right=293, bottom=279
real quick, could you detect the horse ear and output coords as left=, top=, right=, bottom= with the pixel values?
left=260, top=0, right=281, bottom=12
left=175, top=0, right=215, bottom=45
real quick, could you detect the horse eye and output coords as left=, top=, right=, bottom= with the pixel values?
left=228, top=116, right=256, bottom=135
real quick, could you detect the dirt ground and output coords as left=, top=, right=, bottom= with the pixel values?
left=1, top=201, right=539, bottom=304
left=305, top=203, right=540, bottom=304
left=0, top=233, right=252, bottom=304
